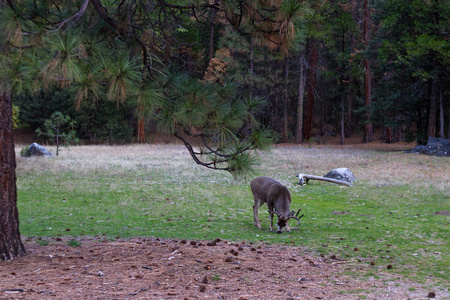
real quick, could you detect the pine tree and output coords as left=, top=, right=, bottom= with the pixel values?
left=0, top=0, right=296, bottom=260
left=372, top=0, right=450, bottom=143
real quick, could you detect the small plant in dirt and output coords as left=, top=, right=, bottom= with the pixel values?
left=67, top=239, right=81, bottom=247
left=36, top=240, right=49, bottom=246
left=212, top=274, right=220, bottom=281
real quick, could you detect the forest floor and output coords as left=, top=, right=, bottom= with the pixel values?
left=139, top=131, right=417, bottom=152
left=1, top=236, right=444, bottom=300
left=13, top=128, right=417, bottom=152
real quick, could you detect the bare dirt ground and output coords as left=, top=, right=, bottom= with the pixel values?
left=1, top=237, right=444, bottom=300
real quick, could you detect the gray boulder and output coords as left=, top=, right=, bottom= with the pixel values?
left=29, top=143, right=53, bottom=157
left=410, top=137, right=450, bottom=157
left=324, top=168, right=356, bottom=183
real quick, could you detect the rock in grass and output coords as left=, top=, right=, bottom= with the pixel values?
left=410, top=137, right=450, bottom=157
left=29, top=143, right=53, bottom=157
left=324, top=168, right=356, bottom=183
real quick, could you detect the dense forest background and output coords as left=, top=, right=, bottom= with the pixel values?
left=3, top=0, right=449, bottom=146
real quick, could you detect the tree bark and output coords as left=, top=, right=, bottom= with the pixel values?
left=296, top=53, right=305, bottom=144
left=438, top=83, right=444, bottom=138
left=363, top=0, right=373, bottom=143
left=303, top=38, right=319, bottom=142
left=282, top=58, right=289, bottom=143
left=346, top=0, right=358, bottom=139
left=346, top=74, right=354, bottom=138
left=427, top=79, right=437, bottom=138
left=136, top=101, right=146, bottom=143
left=340, top=94, right=345, bottom=145
left=382, top=125, right=403, bottom=143
left=383, top=127, right=392, bottom=143
left=0, top=90, right=26, bottom=261
left=137, top=119, right=145, bottom=143
left=340, top=24, right=346, bottom=146
left=448, top=115, right=450, bottom=139
left=363, top=63, right=373, bottom=142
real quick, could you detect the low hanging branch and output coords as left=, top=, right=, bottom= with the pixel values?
left=173, top=131, right=232, bottom=172
left=297, top=174, right=352, bottom=187
left=174, top=129, right=257, bottom=173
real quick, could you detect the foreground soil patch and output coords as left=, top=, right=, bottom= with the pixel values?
left=0, top=237, right=444, bottom=299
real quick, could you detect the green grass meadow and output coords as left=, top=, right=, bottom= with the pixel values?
left=16, top=144, right=449, bottom=285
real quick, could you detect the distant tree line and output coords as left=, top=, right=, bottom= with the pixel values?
left=6, top=0, right=449, bottom=146
left=15, top=89, right=135, bottom=145
left=211, top=0, right=449, bottom=144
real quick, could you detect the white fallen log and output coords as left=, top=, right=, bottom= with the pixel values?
left=297, top=174, right=352, bottom=186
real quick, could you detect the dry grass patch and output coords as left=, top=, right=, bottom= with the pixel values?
left=262, top=145, right=449, bottom=190
left=17, top=144, right=449, bottom=189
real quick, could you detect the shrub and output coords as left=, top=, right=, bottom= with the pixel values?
left=20, top=146, right=30, bottom=157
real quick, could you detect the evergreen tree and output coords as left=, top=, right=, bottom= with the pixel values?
left=372, top=0, right=450, bottom=143
left=0, top=0, right=299, bottom=260
left=362, top=0, right=373, bottom=143
left=36, top=112, right=78, bottom=156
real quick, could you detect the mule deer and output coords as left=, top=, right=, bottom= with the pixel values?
left=251, top=177, right=303, bottom=233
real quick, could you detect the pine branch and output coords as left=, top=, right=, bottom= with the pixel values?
left=56, top=0, right=90, bottom=30
left=89, top=0, right=152, bottom=73
left=174, top=131, right=233, bottom=172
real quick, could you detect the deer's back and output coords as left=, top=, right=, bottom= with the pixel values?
left=251, top=177, right=291, bottom=203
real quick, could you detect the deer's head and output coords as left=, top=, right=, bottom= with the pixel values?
left=270, top=208, right=304, bottom=233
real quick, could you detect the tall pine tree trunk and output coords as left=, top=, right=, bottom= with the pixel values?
left=346, top=0, right=358, bottom=139
left=340, top=25, right=346, bottom=145
left=448, top=116, right=450, bottom=139
left=282, top=58, right=289, bottom=143
left=136, top=103, right=145, bottom=143
left=0, top=90, right=26, bottom=261
left=296, top=53, right=305, bottom=144
left=340, top=94, right=345, bottom=145
left=427, top=79, right=437, bottom=138
left=363, top=0, right=373, bottom=143
left=363, top=59, right=373, bottom=142
left=346, top=73, right=354, bottom=138
left=303, top=38, right=319, bottom=142
left=137, top=119, right=145, bottom=143
left=438, top=83, right=444, bottom=138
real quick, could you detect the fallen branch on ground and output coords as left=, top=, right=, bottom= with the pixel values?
left=297, top=174, right=352, bottom=186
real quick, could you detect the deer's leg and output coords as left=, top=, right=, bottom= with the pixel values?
left=269, top=212, right=274, bottom=231
left=286, top=220, right=291, bottom=232
left=267, top=205, right=274, bottom=231
left=253, top=197, right=262, bottom=229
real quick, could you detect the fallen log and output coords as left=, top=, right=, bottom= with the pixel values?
left=297, top=174, right=352, bottom=186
